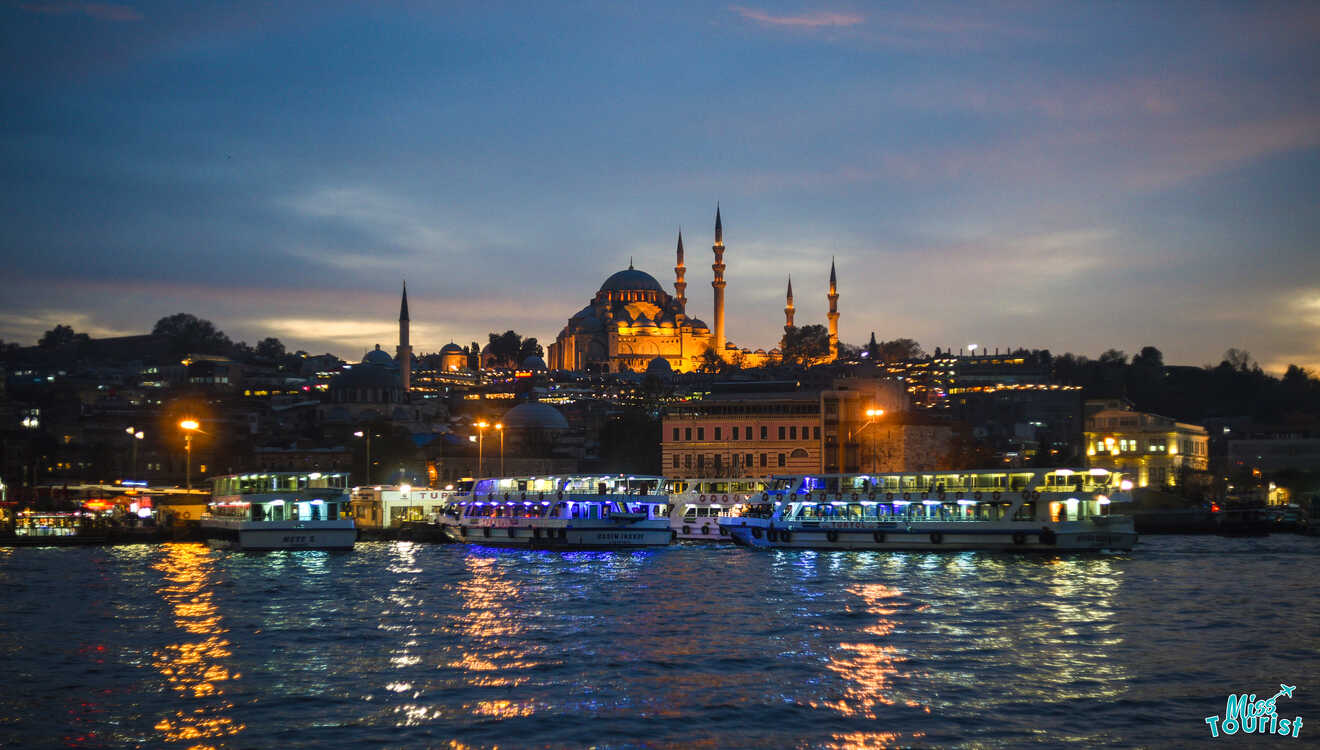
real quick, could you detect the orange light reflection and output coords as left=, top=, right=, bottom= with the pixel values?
left=150, top=543, right=244, bottom=746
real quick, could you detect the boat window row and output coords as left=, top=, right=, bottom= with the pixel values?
left=796, top=470, right=1120, bottom=495
left=212, top=472, right=349, bottom=496
left=209, top=500, right=345, bottom=522
left=788, top=501, right=1033, bottom=522
left=460, top=500, right=668, bottom=519
left=473, top=476, right=662, bottom=496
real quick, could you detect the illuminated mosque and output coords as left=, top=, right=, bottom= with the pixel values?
left=546, top=206, right=841, bottom=373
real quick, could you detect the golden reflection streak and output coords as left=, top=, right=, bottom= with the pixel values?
left=150, top=543, right=244, bottom=747
left=443, top=555, right=548, bottom=722
left=813, top=582, right=909, bottom=721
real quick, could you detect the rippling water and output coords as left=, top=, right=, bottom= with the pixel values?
left=1, top=536, right=1317, bottom=749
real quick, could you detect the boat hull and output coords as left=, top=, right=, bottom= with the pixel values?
left=201, top=519, right=357, bottom=551
left=721, top=518, right=1136, bottom=552
left=443, top=521, right=672, bottom=549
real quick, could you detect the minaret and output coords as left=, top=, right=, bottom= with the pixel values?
left=674, top=230, right=687, bottom=314
left=827, top=258, right=840, bottom=360
left=711, top=204, right=726, bottom=357
left=784, top=276, right=795, bottom=335
left=397, top=281, right=412, bottom=391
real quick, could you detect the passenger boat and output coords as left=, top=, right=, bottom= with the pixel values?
left=201, top=472, right=357, bottom=550
left=719, top=468, right=1136, bottom=552
left=442, top=475, right=672, bottom=549
left=664, top=478, right=765, bottom=541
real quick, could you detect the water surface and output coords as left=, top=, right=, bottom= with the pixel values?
left=1, top=537, right=1316, bottom=748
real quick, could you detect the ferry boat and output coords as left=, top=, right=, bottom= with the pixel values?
left=201, top=472, right=357, bottom=551
left=442, top=475, right=672, bottom=549
left=664, top=478, right=765, bottom=541
left=719, top=468, right=1136, bottom=552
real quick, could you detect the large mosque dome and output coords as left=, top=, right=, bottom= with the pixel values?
left=598, top=268, right=665, bottom=293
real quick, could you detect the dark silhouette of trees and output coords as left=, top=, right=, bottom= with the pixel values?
left=781, top=324, right=830, bottom=366
left=152, top=313, right=234, bottom=356
left=38, top=324, right=90, bottom=349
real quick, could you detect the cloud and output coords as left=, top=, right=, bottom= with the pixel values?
left=19, top=2, right=143, bottom=21
left=730, top=6, right=863, bottom=29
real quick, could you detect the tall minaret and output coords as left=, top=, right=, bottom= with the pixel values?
left=674, top=230, right=687, bottom=314
left=711, top=204, right=726, bottom=357
left=397, top=281, right=412, bottom=391
left=784, top=276, right=795, bottom=335
left=827, top=258, right=840, bottom=360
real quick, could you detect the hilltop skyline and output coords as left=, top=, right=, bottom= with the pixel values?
left=2, top=2, right=1317, bottom=372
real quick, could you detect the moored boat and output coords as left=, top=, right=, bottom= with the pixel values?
left=719, top=468, right=1136, bottom=552
left=663, top=478, right=764, bottom=541
left=443, top=475, right=672, bottom=549
left=201, top=472, right=356, bottom=551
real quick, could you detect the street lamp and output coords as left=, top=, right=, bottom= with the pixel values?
left=475, top=421, right=489, bottom=477
left=353, top=430, right=373, bottom=484
left=495, top=422, right=504, bottom=477
left=125, top=426, right=144, bottom=479
left=179, top=419, right=200, bottom=491
left=847, top=409, right=885, bottom=474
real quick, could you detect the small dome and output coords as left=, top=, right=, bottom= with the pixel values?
left=634, top=314, right=657, bottom=328
left=363, top=344, right=396, bottom=367
left=521, top=355, right=547, bottom=371
left=646, top=356, right=673, bottom=376
left=439, top=342, right=464, bottom=354
left=501, top=401, right=569, bottom=431
left=599, top=268, right=665, bottom=293
left=687, top=318, right=709, bottom=331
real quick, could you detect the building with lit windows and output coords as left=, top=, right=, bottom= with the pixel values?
left=661, top=379, right=941, bottom=478
left=1084, top=399, right=1209, bottom=487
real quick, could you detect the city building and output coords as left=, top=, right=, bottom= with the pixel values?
left=661, top=378, right=928, bottom=478
left=1084, top=399, right=1209, bottom=487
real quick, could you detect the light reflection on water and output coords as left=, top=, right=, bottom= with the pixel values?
left=0, top=538, right=1317, bottom=748
left=150, top=543, right=244, bottom=748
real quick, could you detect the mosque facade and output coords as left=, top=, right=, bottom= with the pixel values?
left=547, top=207, right=840, bottom=373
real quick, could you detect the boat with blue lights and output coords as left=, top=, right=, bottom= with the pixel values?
left=201, top=471, right=357, bottom=550
left=719, top=468, right=1136, bottom=551
left=442, top=475, right=672, bottom=548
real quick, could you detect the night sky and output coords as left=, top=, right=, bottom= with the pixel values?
left=2, top=1, right=1317, bottom=372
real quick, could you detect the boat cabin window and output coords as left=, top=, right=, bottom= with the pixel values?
left=1014, top=502, right=1036, bottom=521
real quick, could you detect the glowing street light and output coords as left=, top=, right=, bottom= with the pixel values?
left=179, top=419, right=200, bottom=491
left=495, top=422, right=504, bottom=477
left=475, top=421, right=490, bottom=477
left=850, top=408, right=886, bottom=473
left=354, top=430, right=373, bottom=484
left=125, top=426, right=144, bottom=479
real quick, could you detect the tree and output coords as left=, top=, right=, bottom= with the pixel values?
left=152, top=313, right=233, bottom=356
left=1222, top=348, right=1255, bottom=372
left=873, top=337, right=923, bottom=363
left=698, top=348, right=723, bottom=373
left=1132, top=346, right=1164, bottom=369
left=1099, top=349, right=1127, bottom=365
left=255, top=337, right=286, bottom=360
left=38, top=324, right=90, bottom=349
left=781, top=325, right=831, bottom=366
left=487, top=330, right=522, bottom=365
left=517, top=337, right=544, bottom=362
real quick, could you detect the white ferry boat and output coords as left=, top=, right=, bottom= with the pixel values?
left=719, top=468, right=1136, bottom=552
left=201, top=472, right=357, bottom=551
left=442, top=475, right=672, bottom=549
left=664, top=478, right=766, bottom=541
